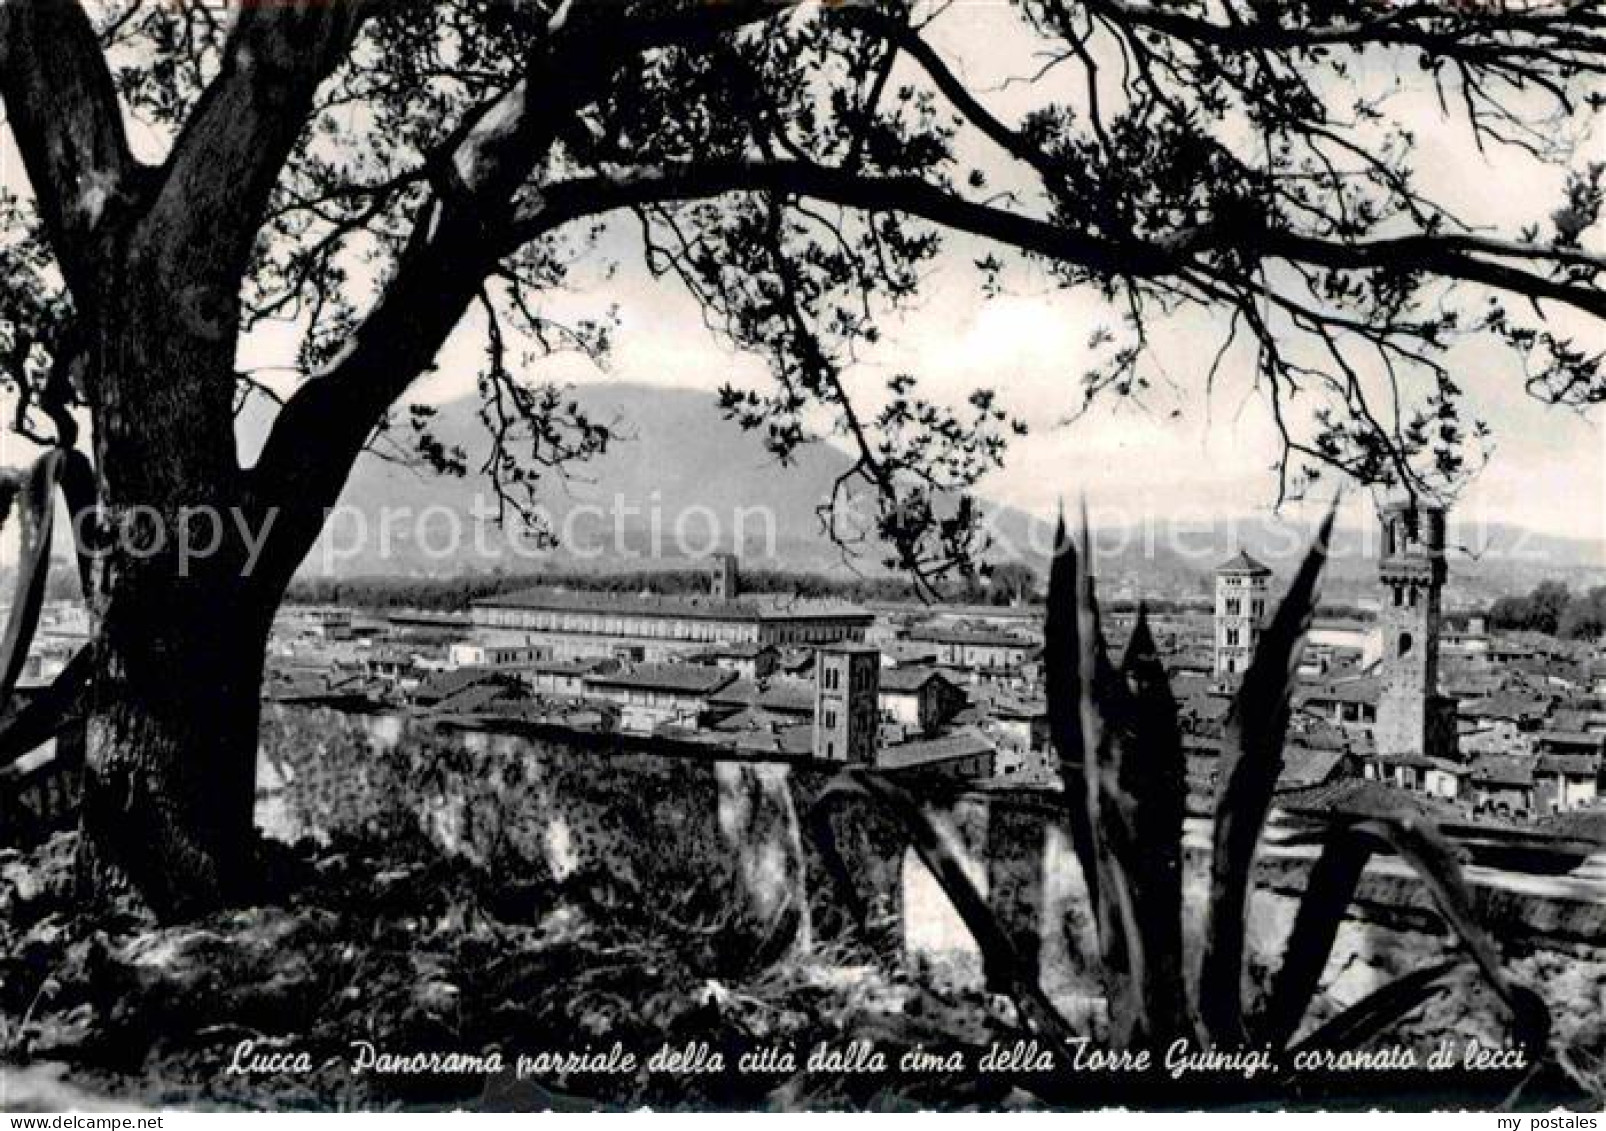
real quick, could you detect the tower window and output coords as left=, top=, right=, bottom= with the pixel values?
left=1226, top=598, right=1241, bottom=616
left=1398, top=632, right=1414, bottom=658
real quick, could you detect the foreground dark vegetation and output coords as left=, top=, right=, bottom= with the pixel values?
left=0, top=821, right=1598, bottom=1112
left=0, top=828, right=1039, bottom=1111
left=3, top=0, right=1606, bottom=919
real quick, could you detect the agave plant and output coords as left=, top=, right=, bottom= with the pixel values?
left=812, top=504, right=1554, bottom=1105
left=0, top=447, right=97, bottom=785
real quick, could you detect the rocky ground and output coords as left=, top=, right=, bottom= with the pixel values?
left=2, top=829, right=1604, bottom=1111
left=0, top=831, right=1038, bottom=1112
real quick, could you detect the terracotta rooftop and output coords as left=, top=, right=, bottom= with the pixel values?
left=1215, top=550, right=1272, bottom=576
left=473, top=587, right=871, bottom=624
left=880, top=666, right=961, bottom=693
left=583, top=663, right=736, bottom=696
left=877, top=729, right=995, bottom=772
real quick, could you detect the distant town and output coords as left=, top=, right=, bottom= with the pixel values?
left=14, top=504, right=1606, bottom=833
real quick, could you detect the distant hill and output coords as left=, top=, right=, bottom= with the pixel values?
left=226, top=382, right=1604, bottom=601
left=239, top=382, right=916, bottom=577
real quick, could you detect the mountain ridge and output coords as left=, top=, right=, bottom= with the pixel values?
left=226, top=381, right=1604, bottom=600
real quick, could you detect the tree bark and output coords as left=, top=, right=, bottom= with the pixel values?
left=72, top=207, right=270, bottom=916
left=76, top=563, right=274, bottom=919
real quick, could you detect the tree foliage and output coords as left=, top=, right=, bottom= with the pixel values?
left=1488, top=580, right=1606, bottom=639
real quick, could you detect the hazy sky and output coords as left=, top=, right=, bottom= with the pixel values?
left=3, top=0, right=1604, bottom=547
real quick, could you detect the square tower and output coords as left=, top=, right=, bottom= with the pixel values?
left=814, top=645, right=880, bottom=764
left=1214, top=550, right=1272, bottom=680
left=710, top=553, right=740, bottom=602
left=1375, top=501, right=1455, bottom=758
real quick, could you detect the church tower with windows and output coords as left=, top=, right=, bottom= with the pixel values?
left=1213, top=550, right=1271, bottom=681
left=813, top=644, right=880, bottom=764
left=1376, top=501, right=1457, bottom=758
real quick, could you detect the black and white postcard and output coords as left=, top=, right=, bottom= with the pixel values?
left=1, top=0, right=1605, bottom=1116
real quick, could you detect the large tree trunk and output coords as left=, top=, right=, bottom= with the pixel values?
left=74, top=218, right=274, bottom=917
left=76, top=566, right=274, bottom=919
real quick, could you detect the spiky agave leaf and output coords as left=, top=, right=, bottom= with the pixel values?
left=1069, top=502, right=1151, bottom=1044
left=1100, top=606, right=1189, bottom=1045
left=807, top=773, right=873, bottom=930
left=1286, top=958, right=1465, bottom=1059
left=1044, top=510, right=1101, bottom=922
left=1350, top=816, right=1550, bottom=1058
left=807, top=768, right=1080, bottom=1061
left=1199, top=504, right=1336, bottom=1046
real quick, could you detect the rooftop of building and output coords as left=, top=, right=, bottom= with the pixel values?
left=1535, top=752, right=1601, bottom=776
left=1215, top=550, right=1272, bottom=576
left=906, top=625, right=1038, bottom=649
left=1296, top=676, right=1382, bottom=706
left=686, top=642, right=778, bottom=660
left=878, top=641, right=942, bottom=664
left=1372, top=751, right=1462, bottom=772
left=1459, top=692, right=1553, bottom=721
left=527, top=656, right=619, bottom=676
left=1469, top=754, right=1535, bottom=787
left=583, top=663, right=736, bottom=696
left=1278, top=747, right=1353, bottom=790
left=411, top=666, right=518, bottom=704
left=876, top=728, right=995, bottom=771
left=985, top=693, right=1047, bottom=720
left=709, top=676, right=816, bottom=715
left=471, top=587, right=871, bottom=623
left=1276, top=778, right=1461, bottom=821
left=879, top=666, right=962, bottom=693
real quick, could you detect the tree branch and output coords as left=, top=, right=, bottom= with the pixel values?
left=0, top=0, right=138, bottom=302
left=245, top=0, right=806, bottom=591
left=516, top=160, right=1151, bottom=273
left=516, top=159, right=1606, bottom=319
left=137, top=0, right=379, bottom=300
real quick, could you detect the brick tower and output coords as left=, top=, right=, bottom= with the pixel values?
left=813, top=644, right=880, bottom=764
left=1214, top=550, right=1271, bottom=680
left=1375, top=501, right=1457, bottom=758
left=710, top=552, right=740, bottom=602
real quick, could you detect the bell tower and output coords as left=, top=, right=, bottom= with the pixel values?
left=710, top=552, right=740, bottom=602
left=1375, top=501, right=1456, bottom=758
left=813, top=644, right=880, bottom=764
left=1214, top=550, right=1271, bottom=682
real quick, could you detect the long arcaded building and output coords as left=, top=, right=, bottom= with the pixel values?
left=469, top=555, right=873, bottom=662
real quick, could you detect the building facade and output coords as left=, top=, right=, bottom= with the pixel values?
left=470, top=558, right=871, bottom=662
left=583, top=664, right=736, bottom=734
left=1213, top=551, right=1271, bottom=679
